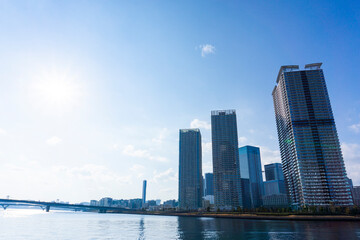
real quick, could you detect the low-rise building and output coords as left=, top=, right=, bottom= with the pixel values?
left=353, top=186, right=360, bottom=206
left=263, top=194, right=289, bottom=208
left=99, top=197, right=113, bottom=207
left=129, top=198, right=142, bottom=209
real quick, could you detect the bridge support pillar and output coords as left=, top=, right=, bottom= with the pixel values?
left=46, top=205, right=50, bottom=212
left=1, top=205, right=9, bottom=210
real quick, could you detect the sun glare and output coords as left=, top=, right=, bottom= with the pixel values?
left=30, top=68, right=83, bottom=114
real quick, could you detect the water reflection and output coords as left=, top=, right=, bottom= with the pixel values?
left=1, top=210, right=359, bottom=240
left=138, top=217, right=145, bottom=240
left=301, top=221, right=359, bottom=240
left=177, top=216, right=360, bottom=240
left=177, top=216, right=206, bottom=239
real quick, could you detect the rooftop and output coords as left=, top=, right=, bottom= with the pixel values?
left=211, top=109, right=236, bottom=116
left=179, top=128, right=200, bottom=133
left=276, top=63, right=323, bottom=83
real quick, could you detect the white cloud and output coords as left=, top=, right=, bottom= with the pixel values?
left=122, top=144, right=168, bottom=162
left=248, top=129, right=255, bottom=134
left=0, top=162, right=133, bottom=202
left=123, top=145, right=148, bottom=158
left=269, top=135, right=276, bottom=140
left=259, top=146, right=281, bottom=166
left=0, top=128, right=7, bottom=135
left=152, top=168, right=177, bottom=183
left=349, top=122, right=360, bottom=133
left=130, top=164, right=145, bottom=172
left=238, top=136, right=248, bottom=144
left=203, top=161, right=213, bottom=174
left=46, top=136, right=62, bottom=145
left=203, top=142, right=212, bottom=153
left=130, top=164, right=145, bottom=178
left=158, top=188, right=173, bottom=193
left=111, top=143, right=120, bottom=150
left=152, top=128, right=169, bottom=144
left=199, top=44, right=215, bottom=57
left=190, top=119, right=211, bottom=130
left=56, top=164, right=132, bottom=184
left=341, top=143, right=360, bottom=185
left=342, top=143, right=360, bottom=160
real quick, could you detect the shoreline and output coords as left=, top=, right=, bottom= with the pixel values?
left=115, top=211, right=360, bottom=221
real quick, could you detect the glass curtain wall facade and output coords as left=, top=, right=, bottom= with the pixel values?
left=179, top=129, right=203, bottom=210
left=239, top=146, right=264, bottom=208
left=263, top=163, right=289, bottom=208
left=264, top=163, right=284, bottom=181
left=205, top=173, right=214, bottom=196
left=211, top=110, right=242, bottom=209
left=272, top=63, right=353, bottom=207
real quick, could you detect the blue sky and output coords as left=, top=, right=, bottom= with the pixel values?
left=0, top=0, right=359, bottom=203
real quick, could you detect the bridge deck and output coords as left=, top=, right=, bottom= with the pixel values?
left=0, top=198, right=130, bottom=212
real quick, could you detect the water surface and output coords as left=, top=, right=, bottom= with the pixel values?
left=0, top=209, right=359, bottom=239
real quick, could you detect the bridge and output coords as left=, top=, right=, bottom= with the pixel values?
left=0, top=198, right=130, bottom=213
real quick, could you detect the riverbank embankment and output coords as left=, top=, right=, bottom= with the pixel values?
left=115, top=211, right=360, bottom=221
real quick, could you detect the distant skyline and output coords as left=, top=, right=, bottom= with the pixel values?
left=0, top=1, right=359, bottom=203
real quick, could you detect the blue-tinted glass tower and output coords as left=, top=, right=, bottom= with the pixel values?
left=179, top=128, right=203, bottom=210
left=264, top=163, right=287, bottom=196
left=264, top=163, right=284, bottom=181
left=272, top=63, right=353, bottom=207
left=239, top=146, right=264, bottom=208
left=263, top=163, right=289, bottom=208
left=204, top=173, right=214, bottom=196
left=240, top=178, right=251, bottom=209
left=211, top=110, right=242, bottom=209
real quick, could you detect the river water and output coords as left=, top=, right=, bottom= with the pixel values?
left=0, top=209, right=359, bottom=239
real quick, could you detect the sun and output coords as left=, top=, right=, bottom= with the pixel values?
left=30, top=67, right=83, bottom=114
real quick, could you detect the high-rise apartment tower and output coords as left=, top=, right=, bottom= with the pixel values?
left=272, top=63, right=353, bottom=207
left=179, top=128, right=203, bottom=210
left=211, top=110, right=242, bottom=209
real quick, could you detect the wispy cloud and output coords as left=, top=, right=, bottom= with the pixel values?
left=190, top=119, right=211, bottom=130
left=341, top=143, right=360, bottom=185
left=111, top=143, right=120, bottom=150
left=152, top=168, right=177, bottom=183
left=203, top=161, right=213, bottom=173
left=342, top=143, right=360, bottom=161
left=130, top=164, right=145, bottom=178
left=238, top=136, right=248, bottom=144
left=349, top=122, right=360, bottom=133
left=259, top=146, right=281, bottom=166
left=248, top=129, right=255, bottom=134
left=0, top=161, right=133, bottom=201
left=152, top=128, right=169, bottom=144
left=130, top=164, right=145, bottom=172
left=46, top=136, right=62, bottom=145
left=0, top=128, right=7, bottom=136
left=202, top=142, right=212, bottom=153
left=122, top=144, right=168, bottom=162
left=55, top=164, right=132, bottom=184
left=199, top=44, right=215, bottom=57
